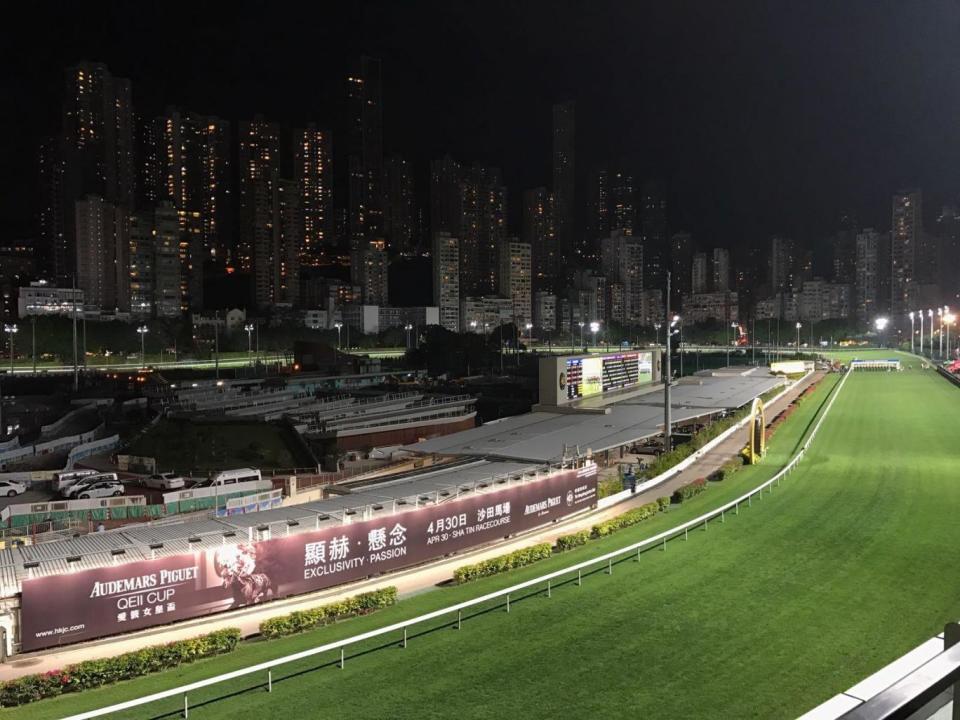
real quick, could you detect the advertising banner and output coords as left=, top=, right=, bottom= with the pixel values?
left=21, top=465, right=597, bottom=651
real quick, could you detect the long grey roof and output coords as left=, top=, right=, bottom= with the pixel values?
left=1, top=459, right=541, bottom=596
left=404, top=373, right=783, bottom=463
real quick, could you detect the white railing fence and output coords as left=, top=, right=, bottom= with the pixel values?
left=62, top=370, right=851, bottom=720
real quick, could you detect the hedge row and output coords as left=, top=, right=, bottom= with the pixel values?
left=259, top=587, right=398, bottom=639
left=554, top=529, right=590, bottom=551
left=0, top=628, right=240, bottom=708
left=597, top=476, right=624, bottom=499
left=453, top=543, right=553, bottom=584
left=590, top=501, right=661, bottom=537
left=671, top=477, right=708, bottom=503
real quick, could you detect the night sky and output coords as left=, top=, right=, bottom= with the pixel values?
left=3, top=1, right=960, bottom=266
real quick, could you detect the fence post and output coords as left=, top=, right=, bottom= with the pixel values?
left=607, top=558, right=612, bottom=574
left=403, top=628, right=407, bottom=648
left=684, top=527, right=688, bottom=540
left=547, top=580, right=551, bottom=598
left=749, top=494, right=752, bottom=507
left=268, top=669, right=272, bottom=692
left=735, top=503, right=739, bottom=515
left=577, top=569, right=582, bottom=586
left=457, top=610, right=462, bottom=630
left=340, top=648, right=345, bottom=669
left=662, top=537, right=666, bottom=551
left=506, top=594, right=510, bottom=613
left=721, top=510, right=725, bottom=523
left=704, top=518, right=708, bottom=531
left=636, top=546, right=641, bottom=561
left=184, top=695, right=189, bottom=719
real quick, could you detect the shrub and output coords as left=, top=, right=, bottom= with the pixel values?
left=590, top=502, right=660, bottom=538
left=671, top=477, right=708, bottom=504
left=0, top=628, right=240, bottom=708
left=259, top=587, right=398, bottom=639
left=656, top=495, right=671, bottom=512
left=597, top=476, right=623, bottom=499
left=555, top=529, right=590, bottom=551
left=453, top=543, right=553, bottom=584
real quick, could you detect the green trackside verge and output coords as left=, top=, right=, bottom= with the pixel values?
left=14, top=367, right=959, bottom=720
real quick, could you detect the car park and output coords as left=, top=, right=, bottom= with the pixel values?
left=143, top=472, right=186, bottom=490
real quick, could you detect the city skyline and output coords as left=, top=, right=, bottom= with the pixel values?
left=3, top=1, right=960, bottom=253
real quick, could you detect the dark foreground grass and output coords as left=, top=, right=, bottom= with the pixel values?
left=15, top=369, right=960, bottom=719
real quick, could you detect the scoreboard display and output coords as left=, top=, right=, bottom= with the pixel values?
left=563, top=352, right=653, bottom=401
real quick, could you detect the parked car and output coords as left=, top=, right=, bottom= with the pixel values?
left=143, top=472, right=186, bottom=490
left=52, top=469, right=99, bottom=493
left=70, top=479, right=125, bottom=499
left=62, top=473, right=120, bottom=499
left=0, top=480, right=27, bottom=497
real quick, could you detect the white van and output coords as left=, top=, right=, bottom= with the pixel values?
left=195, top=468, right=262, bottom=488
left=53, top=469, right=100, bottom=492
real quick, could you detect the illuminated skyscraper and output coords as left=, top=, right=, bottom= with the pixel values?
left=552, top=101, right=576, bottom=265
left=891, top=189, right=921, bottom=316
left=294, top=123, right=333, bottom=261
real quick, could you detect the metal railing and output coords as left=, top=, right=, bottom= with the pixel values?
left=62, top=368, right=851, bottom=720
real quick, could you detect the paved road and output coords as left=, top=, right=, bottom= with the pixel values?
left=0, top=373, right=819, bottom=679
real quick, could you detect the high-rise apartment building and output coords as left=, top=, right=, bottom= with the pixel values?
left=55, top=62, right=134, bottom=283
left=855, top=228, right=880, bottom=325
left=712, top=248, right=730, bottom=292
left=274, top=177, right=303, bottom=306
left=891, top=190, right=921, bottom=316
left=770, top=235, right=796, bottom=295
left=346, top=56, right=384, bottom=254
left=609, top=171, right=635, bottom=235
left=432, top=232, right=460, bottom=332
left=238, top=117, right=280, bottom=276
left=937, top=204, right=960, bottom=301
left=640, top=180, right=667, bottom=290
left=384, top=154, right=416, bottom=255
left=429, top=154, right=462, bottom=237
left=522, top=187, right=557, bottom=288
left=670, top=232, right=693, bottom=307
left=586, top=169, right=610, bottom=251
left=75, top=195, right=126, bottom=312
left=552, top=102, right=576, bottom=265
left=692, top=252, right=709, bottom=294
left=154, top=203, right=182, bottom=318
left=459, top=165, right=506, bottom=294
left=601, top=230, right=643, bottom=325
left=360, top=239, right=389, bottom=306
left=294, top=124, right=333, bottom=261
left=498, top=239, right=532, bottom=326
left=533, top=291, right=557, bottom=333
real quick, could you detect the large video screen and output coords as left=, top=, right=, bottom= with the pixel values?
left=565, top=351, right=653, bottom=401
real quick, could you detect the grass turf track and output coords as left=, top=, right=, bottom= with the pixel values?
left=8, top=361, right=959, bottom=719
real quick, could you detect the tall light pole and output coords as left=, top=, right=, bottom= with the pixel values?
left=654, top=322, right=662, bottom=348
left=334, top=322, right=343, bottom=350
left=214, top=311, right=220, bottom=380
left=909, top=311, right=915, bottom=354
left=874, top=317, right=889, bottom=348
left=31, top=316, right=36, bottom=374
left=525, top=322, right=533, bottom=346
left=590, top=321, right=600, bottom=348
left=795, top=322, right=802, bottom=352
left=136, top=325, right=148, bottom=369
left=727, top=321, right=737, bottom=366
left=671, top=315, right=681, bottom=377
left=664, top=272, right=672, bottom=453
left=71, top=275, right=78, bottom=391
left=244, top=323, right=254, bottom=365
left=938, top=308, right=944, bottom=360
left=404, top=323, right=413, bottom=349
left=928, top=309, right=934, bottom=358
left=3, top=324, right=17, bottom=373
left=578, top=321, right=585, bottom=349
left=918, top=309, right=924, bottom=357
left=945, top=311, right=955, bottom=360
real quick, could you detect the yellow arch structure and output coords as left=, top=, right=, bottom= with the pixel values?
left=746, top=396, right=766, bottom=464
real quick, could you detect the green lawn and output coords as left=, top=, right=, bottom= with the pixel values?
left=127, top=419, right=311, bottom=473
left=8, top=367, right=960, bottom=719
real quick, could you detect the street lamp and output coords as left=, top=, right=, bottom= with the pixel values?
left=136, top=325, right=148, bottom=369
left=945, top=311, right=955, bottom=360
left=928, top=309, right=934, bottom=358
left=524, top=322, right=533, bottom=346
left=404, top=323, right=413, bottom=349
left=918, top=309, right=924, bottom=357
left=795, top=322, right=802, bottom=351
left=909, top=311, right=915, bottom=354
left=334, top=322, right=343, bottom=350
left=589, top=321, right=600, bottom=348
left=874, top=317, right=889, bottom=348
left=728, top=321, right=737, bottom=366
left=938, top=308, right=944, bottom=360
left=244, top=323, right=254, bottom=364
left=654, top=322, right=662, bottom=347
left=578, top=321, right=585, bottom=349
left=3, top=324, right=17, bottom=373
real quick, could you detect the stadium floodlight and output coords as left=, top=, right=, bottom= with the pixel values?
left=136, top=324, right=148, bottom=369
left=875, top=317, right=889, bottom=348
left=334, top=322, right=343, bottom=349
left=795, top=322, right=802, bottom=350
left=589, top=321, right=600, bottom=347
left=578, top=321, right=585, bottom=348
left=928, top=309, right=934, bottom=357
left=3, top=324, right=17, bottom=373
left=945, top=313, right=956, bottom=360
left=909, top=312, right=915, bottom=354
